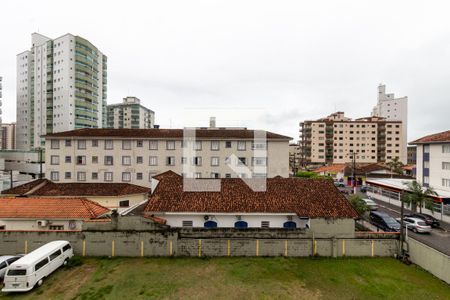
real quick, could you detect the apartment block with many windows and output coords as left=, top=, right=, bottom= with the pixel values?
left=16, top=33, right=107, bottom=150
left=44, top=128, right=291, bottom=187
left=411, top=130, right=450, bottom=191
left=107, top=96, right=154, bottom=129
left=299, top=112, right=404, bottom=165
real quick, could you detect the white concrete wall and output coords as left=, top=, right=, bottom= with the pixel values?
left=0, top=219, right=83, bottom=231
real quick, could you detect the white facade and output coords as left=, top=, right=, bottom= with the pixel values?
left=16, top=33, right=107, bottom=150
left=153, top=212, right=310, bottom=228
left=416, top=143, right=450, bottom=193
left=44, top=129, right=290, bottom=187
left=372, top=84, right=408, bottom=163
left=0, top=218, right=84, bottom=231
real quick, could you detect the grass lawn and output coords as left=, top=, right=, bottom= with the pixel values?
left=0, top=257, right=448, bottom=300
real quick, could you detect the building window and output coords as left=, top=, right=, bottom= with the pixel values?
left=65, top=140, right=71, bottom=147
left=50, top=155, right=59, bottom=165
left=105, top=140, right=114, bottom=150
left=77, top=172, right=86, bottom=181
left=149, top=172, right=157, bottom=181
left=442, top=178, right=450, bottom=187
left=194, top=141, right=202, bottom=151
left=238, top=157, right=247, bottom=165
left=122, top=156, right=131, bottom=165
left=149, top=140, right=158, bottom=150
left=76, top=156, right=86, bottom=165
left=104, top=156, right=114, bottom=165
left=181, top=157, right=187, bottom=164
left=137, top=140, right=143, bottom=147
left=225, top=141, right=232, bottom=148
left=104, top=172, right=113, bottom=181
left=424, top=161, right=430, bottom=168
left=77, top=140, right=86, bottom=149
left=92, top=172, right=98, bottom=180
left=50, top=171, right=59, bottom=181
left=51, top=140, right=60, bottom=149
left=252, top=157, right=267, bottom=166
left=237, top=141, right=246, bottom=151
left=234, top=221, right=248, bottom=229
left=65, top=172, right=71, bottom=179
left=261, top=221, right=270, bottom=228
left=424, top=176, right=430, bottom=184
left=122, top=140, right=132, bottom=150
left=193, top=157, right=202, bottom=166
left=166, top=140, right=176, bottom=150
left=195, top=172, right=202, bottom=178
left=182, top=220, right=193, bottom=227
left=442, top=162, right=450, bottom=170
left=65, top=156, right=71, bottom=163
left=225, top=173, right=232, bottom=178
left=136, top=156, right=143, bottom=164
left=92, top=140, right=98, bottom=147
left=92, top=156, right=98, bottom=164
left=424, top=145, right=430, bottom=153
left=211, top=141, right=220, bottom=151
left=149, top=156, right=158, bottom=166
left=136, top=173, right=143, bottom=180
left=252, top=142, right=266, bottom=150
left=211, top=172, right=220, bottom=178
left=122, top=172, right=131, bottom=182
left=443, top=145, right=450, bottom=153
left=211, top=157, right=219, bottom=166
left=166, top=156, right=175, bottom=166
left=119, top=200, right=130, bottom=207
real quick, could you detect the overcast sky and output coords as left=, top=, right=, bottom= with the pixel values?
left=1, top=0, right=449, bottom=141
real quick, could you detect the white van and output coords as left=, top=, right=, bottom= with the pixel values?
left=2, top=240, right=73, bottom=292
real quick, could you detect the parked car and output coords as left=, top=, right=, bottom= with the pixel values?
left=405, top=213, right=440, bottom=228
left=400, top=217, right=432, bottom=234
left=369, top=211, right=400, bottom=232
left=334, top=181, right=345, bottom=188
left=362, top=198, right=378, bottom=211
left=0, top=256, right=23, bottom=280
left=2, top=241, right=73, bottom=292
left=340, top=189, right=350, bottom=195
left=360, top=186, right=368, bottom=193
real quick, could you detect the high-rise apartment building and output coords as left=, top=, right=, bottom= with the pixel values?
left=16, top=33, right=107, bottom=150
left=107, top=97, right=154, bottom=129
left=299, top=112, right=404, bottom=165
left=372, top=84, right=408, bottom=163
left=0, top=123, right=16, bottom=150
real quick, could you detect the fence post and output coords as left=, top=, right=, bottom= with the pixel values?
left=284, top=240, right=288, bottom=257
left=82, top=239, right=86, bottom=257
left=111, top=240, right=115, bottom=257
left=227, top=240, right=231, bottom=256
left=140, top=240, right=144, bottom=257
left=198, top=239, right=202, bottom=257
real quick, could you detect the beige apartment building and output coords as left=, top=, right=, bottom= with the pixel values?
left=299, top=112, right=404, bottom=165
left=1, top=123, right=16, bottom=149
left=44, top=127, right=291, bottom=187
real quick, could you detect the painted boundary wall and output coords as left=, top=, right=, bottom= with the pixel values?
left=408, top=237, right=450, bottom=284
left=0, top=231, right=398, bottom=258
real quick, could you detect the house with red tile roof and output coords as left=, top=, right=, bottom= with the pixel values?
left=0, top=197, right=110, bottom=231
left=1, top=179, right=150, bottom=212
left=144, top=171, right=359, bottom=237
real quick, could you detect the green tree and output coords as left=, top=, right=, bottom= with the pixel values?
left=295, top=171, right=319, bottom=178
left=402, top=180, right=438, bottom=213
left=386, top=157, right=404, bottom=175
left=348, top=194, right=369, bottom=216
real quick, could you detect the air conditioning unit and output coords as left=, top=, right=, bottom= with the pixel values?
left=37, top=220, right=48, bottom=227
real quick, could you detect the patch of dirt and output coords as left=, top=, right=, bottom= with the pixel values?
left=47, top=263, right=97, bottom=300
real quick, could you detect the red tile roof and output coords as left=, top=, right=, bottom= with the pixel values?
left=410, top=130, right=450, bottom=144
left=43, top=128, right=291, bottom=140
left=0, top=198, right=110, bottom=219
left=146, top=171, right=358, bottom=218
left=312, top=164, right=346, bottom=174
left=2, top=180, right=150, bottom=197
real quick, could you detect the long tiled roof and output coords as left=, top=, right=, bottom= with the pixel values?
left=410, top=130, right=450, bottom=144
left=43, top=128, right=291, bottom=140
left=312, top=164, right=346, bottom=173
left=0, top=197, right=110, bottom=219
left=146, top=171, right=358, bottom=218
left=2, top=180, right=150, bottom=197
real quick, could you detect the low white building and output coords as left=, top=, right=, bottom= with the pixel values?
left=0, top=197, right=109, bottom=231
left=144, top=171, right=358, bottom=237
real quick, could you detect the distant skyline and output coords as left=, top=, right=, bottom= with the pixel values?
left=1, top=0, right=449, bottom=142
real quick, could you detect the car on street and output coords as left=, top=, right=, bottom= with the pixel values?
left=360, top=186, right=368, bottom=193
left=398, top=217, right=432, bottom=234
left=362, top=198, right=378, bottom=211
left=334, top=182, right=345, bottom=188
left=405, top=213, right=440, bottom=228
left=0, top=255, right=23, bottom=280
left=369, top=211, right=400, bottom=232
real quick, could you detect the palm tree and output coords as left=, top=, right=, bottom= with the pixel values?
left=402, top=180, right=438, bottom=213
left=387, top=157, right=404, bottom=175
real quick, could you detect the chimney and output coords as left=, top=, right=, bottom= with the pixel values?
left=209, top=117, right=216, bottom=128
